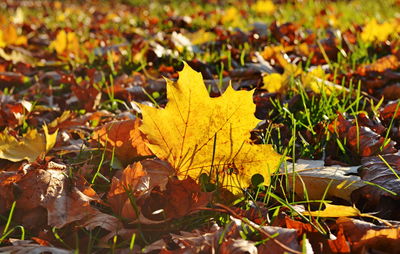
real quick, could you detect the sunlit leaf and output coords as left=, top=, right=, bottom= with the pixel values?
left=303, top=204, right=361, bottom=217
left=138, top=63, right=283, bottom=194
left=0, top=126, right=57, bottom=162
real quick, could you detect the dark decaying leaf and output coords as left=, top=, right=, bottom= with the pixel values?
left=328, top=114, right=397, bottom=162
left=352, top=154, right=400, bottom=220
left=140, top=177, right=211, bottom=221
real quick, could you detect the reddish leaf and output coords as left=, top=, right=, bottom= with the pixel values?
left=352, top=154, right=400, bottom=220
left=337, top=217, right=400, bottom=254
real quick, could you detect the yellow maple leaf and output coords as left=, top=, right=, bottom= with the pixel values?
left=252, top=0, right=276, bottom=15
left=0, top=126, right=58, bottom=162
left=138, top=63, right=283, bottom=194
left=49, top=30, right=80, bottom=56
left=361, top=19, right=396, bottom=42
left=262, top=73, right=284, bottom=93
left=0, top=24, right=27, bottom=48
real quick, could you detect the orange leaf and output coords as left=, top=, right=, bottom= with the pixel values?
left=93, top=119, right=153, bottom=165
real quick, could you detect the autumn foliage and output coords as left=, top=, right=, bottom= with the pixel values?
left=1, top=0, right=400, bottom=253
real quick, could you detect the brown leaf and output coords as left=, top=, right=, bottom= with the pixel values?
left=337, top=217, right=400, bottom=254
left=92, top=119, right=153, bottom=165
left=15, top=161, right=100, bottom=228
left=141, top=177, right=211, bottom=220
left=220, top=238, right=257, bottom=254
left=328, top=114, right=397, bottom=159
left=351, top=154, right=400, bottom=220
left=107, top=159, right=174, bottom=220
left=0, top=171, right=21, bottom=213
left=142, top=217, right=244, bottom=253
left=0, top=242, right=71, bottom=254
left=257, top=226, right=301, bottom=254
left=380, top=100, right=400, bottom=121
left=357, top=55, right=400, bottom=76
left=285, top=216, right=350, bottom=254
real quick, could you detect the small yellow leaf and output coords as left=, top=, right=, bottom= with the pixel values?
left=0, top=126, right=57, bottom=162
left=262, top=73, right=284, bottom=92
left=252, top=0, right=276, bottom=15
left=43, top=124, right=58, bottom=152
left=138, top=63, right=283, bottom=194
left=50, top=30, right=79, bottom=56
left=0, top=31, right=7, bottom=48
left=186, top=29, right=216, bottom=45
left=361, top=19, right=396, bottom=42
left=0, top=24, right=27, bottom=48
left=0, top=129, right=46, bottom=162
left=303, top=204, right=361, bottom=218
left=50, top=30, right=67, bottom=54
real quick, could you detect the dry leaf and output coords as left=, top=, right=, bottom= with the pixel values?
left=285, top=216, right=351, bottom=253
left=0, top=242, right=71, bottom=254
left=138, top=63, right=283, bottom=194
left=337, top=217, right=400, bottom=253
left=92, top=119, right=152, bottom=165
left=257, top=226, right=301, bottom=254
left=283, top=159, right=365, bottom=201
left=16, top=162, right=100, bottom=228
left=107, top=159, right=174, bottom=220
left=220, top=239, right=258, bottom=254
left=0, top=126, right=58, bottom=162
left=303, top=204, right=361, bottom=218
left=141, top=177, right=211, bottom=220
left=49, top=30, right=79, bottom=56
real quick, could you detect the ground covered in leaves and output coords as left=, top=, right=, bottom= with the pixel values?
left=1, top=0, right=400, bottom=253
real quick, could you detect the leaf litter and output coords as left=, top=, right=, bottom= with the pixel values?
left=0, top=0, right=400, bottom=253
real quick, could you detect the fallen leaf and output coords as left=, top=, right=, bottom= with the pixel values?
left=337, top=217, right=400, bottom=253
left=303, top=204, right=361, bottom=217
left=0, top=171, right=22, bottom=213
left=92, top=119, right=153, bottom=165
left=49, top=30, right=80, bottom=56
left=257, top=226, right=301, bottom=254
left=283, top=159, right=364, bottom=201
left=220, top=238, right=258, bottom=254
left=0, top=23, right=27, bottom=47
left=15, top=161, right=100, bottom=228
left=357, top=55, right=400, bottom=76
left=141, top=177, right=211, bottom=220
left=361, top=19, right=396, bottom=42
left=285, top=216, right=351, bottom=254
left=142, top=217, right=249, bottom=253
left=351, top=154, right=400, bottom=220
left=0, top=242, right=71, bottom=254
left=328, top=114, right=397, bottom=159
left=138, top=63, right=283, bottom=194
left=252, top=0, right=276, bottom=15
left=107, top=159, right=174, bottom=220
left=0, top=126, right=57, bottom=162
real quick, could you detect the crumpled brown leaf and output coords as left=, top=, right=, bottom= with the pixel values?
left=142, top=217, right=248, bottom=253
left=140, top=177, right=211, bottom=221
left=4, top=161, right=100, bottom=228
left=328, top=114, right=397, bottom=160
left=107, top=159, right=174, bottom=220
left=352, top=154, right=400, bottom=220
